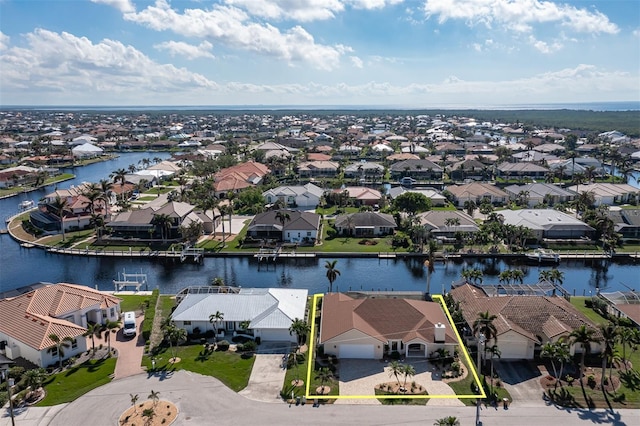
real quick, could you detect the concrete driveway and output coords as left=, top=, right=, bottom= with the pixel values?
left=494, top=360, right=546, bottom=407
left=239, top=354, right=287, bottom=403
left=336, top=359, right=464, bottom=406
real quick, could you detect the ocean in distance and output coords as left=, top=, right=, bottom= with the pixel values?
left=1, top=101, right=639, bottom=112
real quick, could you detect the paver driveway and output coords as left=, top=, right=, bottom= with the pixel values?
left=335, top=359, right=464, bottom=406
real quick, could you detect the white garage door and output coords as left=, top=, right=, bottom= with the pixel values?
left=498, top=341, right=530, bottom=359
left=339, top=344, right=374, bottom=359
left=259, top=329, right=294, bottom=342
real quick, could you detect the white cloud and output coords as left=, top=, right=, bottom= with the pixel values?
left=0, top=32, right=9, bottom=51
left=348, top=0, right=404, bottom=10
left=633, top=29, right=640, bottom=37
left=528, top=36, right=562, bottom=54
left=423, top=0, right=618, bottom=34
left=224, top=0, right=344, bottom=21
left=154, top=40, right=215, bottom=59
left=0, top=29, right=215, bottom=101
left=91, top=0, right=135, bottom=13
left=123, top=0, right=350, bottom=70
left=350, top=56, right=364, bottom=68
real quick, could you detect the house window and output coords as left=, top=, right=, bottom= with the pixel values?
left=71, top=339, right=78, bottom=350
left=110, top=308, right=115, bottom=317
left=306, top=232, right=311, bottom=237
left=184, top=321, right=191, bottom=325
left=50, top=346, right=58, bottom=357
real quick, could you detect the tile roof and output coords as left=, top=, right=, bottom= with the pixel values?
left=450, top=283, right=600, bottom=343
left=320, top=293, right=457, bottom=344
left=0, top=284, right=121, bottom=350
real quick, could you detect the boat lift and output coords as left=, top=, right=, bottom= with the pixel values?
left=113, top=270, right=148, bottom=292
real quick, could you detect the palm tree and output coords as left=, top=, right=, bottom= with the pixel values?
left=47, top=333, right=74, bottom=369
left=151, top=213, right=172, bottom=242
left=148, top=389, right=160, bottom=407
left=289, top=318, right=310, bottom=347
left=599, top=323, right=617, bottom=389
left=84, top=322, right=104, bottom=354
left=473, top=311, right=498, bottom=363
left=274, top=210, right=291, bottom=239
left=110, top=168, right=128, bottom=201
left=569, top=324, right=600, bottom=379
left=401, top=363, right=416, bottom=390
left=325, top=260, right=341, bottom=293
left=210, top=277, right=225, bottom=287
left=315, top=367, right=334, bottom=394
left=89, top=214, right=106, bottom=242
left=388, top=360, right=403, bottom=390
left=164, top=324, right=187, bottom=361
left=209, top=310, right=224, bottom=337
left=541, top=340, right=570, bottom=388
left=142, top=407, right=156, bottom=426
left=618, top=327, right=638, bottom=371
left=487, top=344, right=501, bottom=393
left=23, top=368, right=46, bottom=398
left=50, top=196, right=69, bottom=241
left=130, top=393, right=139, bottom=414
left=103, top=320, right=121, bottom=355
left=434, top=417, right=460, bottom=426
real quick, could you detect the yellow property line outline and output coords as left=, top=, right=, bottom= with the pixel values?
left=304, top=293, right=485, bottom=400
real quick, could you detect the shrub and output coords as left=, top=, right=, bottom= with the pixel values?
left=587, top=375, right=596, bottom=388
left=217, top=340, right=230, bottom=351
left=390, top=351, right=401, bottom=360
left=242, top=340, right=257, bottom=352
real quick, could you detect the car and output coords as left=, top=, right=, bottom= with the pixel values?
left=399, top=177, right=417, bottom=186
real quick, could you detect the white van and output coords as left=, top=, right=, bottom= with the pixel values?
left=122, top=311, right=137, bottom=337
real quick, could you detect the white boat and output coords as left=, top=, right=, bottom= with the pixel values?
left=526, top=248, right=560, bottom=264
left=19, top=200, right=35, bottom=210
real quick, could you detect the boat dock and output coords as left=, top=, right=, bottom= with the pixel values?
left=113, top=270, right=148, bottom=292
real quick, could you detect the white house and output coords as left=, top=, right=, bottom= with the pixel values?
left=0, top=283, right=122, bottom=368
left=171, top=288, right=308, bottom=342
left=262, top=183, right=324, bottom=208
left=71, top=142, right=103, bottom=159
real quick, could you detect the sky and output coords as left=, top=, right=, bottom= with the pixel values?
left=0, top=0, right=639, bottom=107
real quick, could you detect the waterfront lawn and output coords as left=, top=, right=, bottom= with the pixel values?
left=43, top=229, right=94, bottom=248
left=36, top=357, right=117, bottom=406
left=118, top=294, right=153, bottom=313
left=569, top=297, right=608, bottom=325
left=142, top=344, right=254, bottom=392
left=315, top=206, right=359, bottom=216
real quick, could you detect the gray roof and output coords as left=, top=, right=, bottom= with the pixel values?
left=334, top=212, right=396, bottom=228
left=388, top=186, right=447, bottom=201
left=417, top=210, right=479, bottom=232
left=248, top=209, right=321, bottom=232
left=263, top=183, right=324, bottom=199
left=389, top=159, right=443, bottom=172
left=496, top=209, right=594, bottom=231
left=171, top=288, right=308, bottom=329
left=503, top=183, right=574, bottom=198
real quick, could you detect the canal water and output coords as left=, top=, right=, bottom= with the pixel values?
left=0, top=153, right=638, bottom=296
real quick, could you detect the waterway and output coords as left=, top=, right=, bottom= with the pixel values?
left=0, top=152, right=638, bottom=296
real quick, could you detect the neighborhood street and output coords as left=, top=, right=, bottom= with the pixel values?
left=2, top=370, right=636, bottom=426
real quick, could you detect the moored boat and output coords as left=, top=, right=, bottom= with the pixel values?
left=526, top=248, right=560, bottom=264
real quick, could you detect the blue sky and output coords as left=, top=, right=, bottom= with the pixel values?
left=0, top=0, right=638, bottom=106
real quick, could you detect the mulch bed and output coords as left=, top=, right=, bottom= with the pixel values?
left=540, top=372, right=620, bottom=392
left=119, top=400, right=177, bottom=426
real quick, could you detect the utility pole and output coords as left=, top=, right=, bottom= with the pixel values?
left=476, top=333, right=485, bottom=426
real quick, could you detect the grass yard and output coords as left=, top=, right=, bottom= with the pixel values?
left=569, top=297, right=608, bottom=325
left=118, top=294, right=153, bottom=313
left=36, top=358, right=117, bottom=406
left=142, top=344, right=255, bottom=392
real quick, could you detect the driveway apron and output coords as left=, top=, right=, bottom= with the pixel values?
left=239, top=354, right=287, bottom=403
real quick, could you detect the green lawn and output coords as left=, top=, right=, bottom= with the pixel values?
left=142, top=344, right=254, bottom=392
left=118, top=294, right=153, bottom=313
left=569, top=297, right=608, bottom=325
left=315, top=206, right=359, bottom=216
left=36, top=358, right=117, bottom=406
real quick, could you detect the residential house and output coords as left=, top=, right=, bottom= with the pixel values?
left=334, top=212, right=396, bottom=237
left=213, top=161, right=270, bottom=197
left=388, top=187, right=447, bottom=207
left=0, top=283, right=121, bottom=367
left=496, top=162, right=549, bottom=179
left=597, top=292, right=640, bottom=328
left=319, top=293, right=458, bottom=359
left=71, top=143, right=103, bottom=159
left=31, top=183, right=106, bottom=233
left=171, top=288, right=308, bottom=342
left=343, top=161, right=385, bottom=179
left=339, top=187, right=382, bottom=206
left=262, top=183, right=324, bottom=208
left=389, top=159, right=443, bottom=180
left=449, top=158, right=487, bottom=181
left=450, top=283, right=601, bottom=359
left=565, top=183, right=639, bottom=206
left=296, top=161, right=340, bottom=178
left=246, top=210, right=321, bottom=244
left=503, top=183, right=575, bottom=207
left=605, top=208, right=640, bottom=241
left=446, top=183, right=509, bottom=207
left=417, top=210, right=479, bottom=241
left=496, top=208, right=595, bottom=242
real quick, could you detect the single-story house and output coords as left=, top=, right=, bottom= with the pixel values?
left=246, top=210, right=321, bottom=244
left=0, top=283, right=121, bottom=368
left=388, top=186, right=447, bottom=207
left=343, top=161, right=385, bottom=179
left=263, top=183, right=324, bottom=208
left=71, top=143, right=103, bottom=159
left=417, top=210, right=479, bottom=240
left=213, top=161, right=270, bottom=197
left=450, top=283, right=602, bottom=359
left=496, top=162, right=549, bottom=179
left=339, top=187, right=383, bottom=206
left=565, top=183, right=640, bottom=206
left=171, top=288, right=308, bottom=343
left=319, top=293, right=458, bottom=359
left=389, top=159, right=443, bottom=180
left=296, top=161, right=340, bottom=178
left=496, top=208, right=595, bottom=242
left=503, top=183, right=575, bottom=207
left=605, top=208, right=640, bottom=241
left=334, top=212, right=397, bottom=237
left=446, top=183, right=509, bottom=207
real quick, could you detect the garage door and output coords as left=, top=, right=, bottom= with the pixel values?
left=498, top=341, right=530, bottom=359
left=339, top=344, right=374, bottom=359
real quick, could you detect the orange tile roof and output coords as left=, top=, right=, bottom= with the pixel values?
left=320, top=293, right=457, bottom=344
left=0, top=284, right=121, bottom=350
